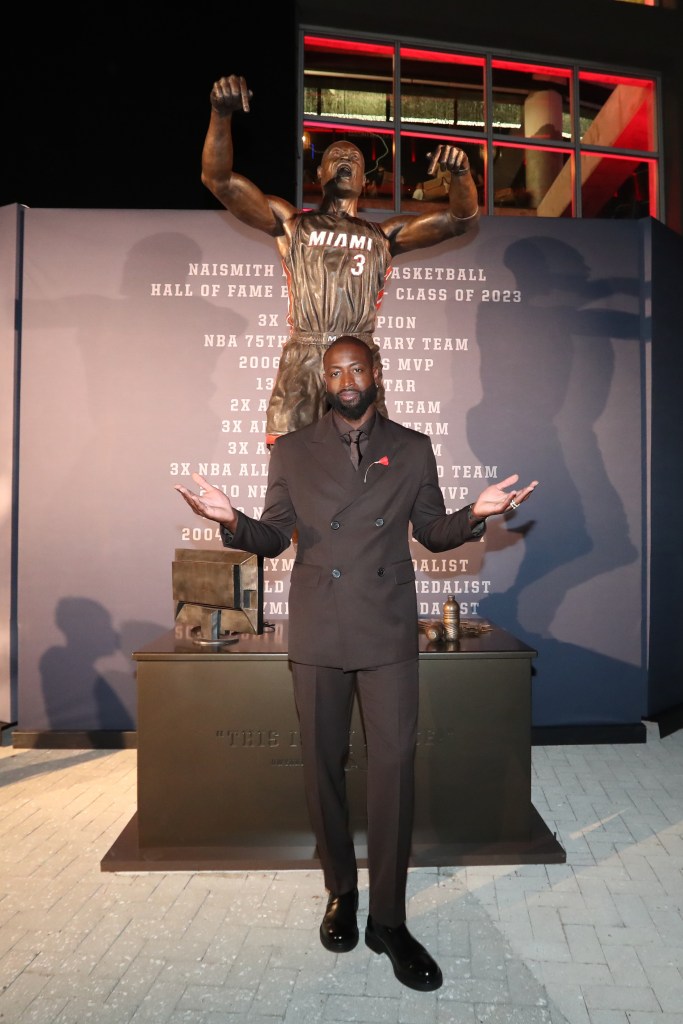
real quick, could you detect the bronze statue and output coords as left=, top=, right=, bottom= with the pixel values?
left=202, top=75, right=480, bottom=444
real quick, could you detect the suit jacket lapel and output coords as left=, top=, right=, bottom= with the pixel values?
left=305, top=411, right=401, bottom=501
left=305, top=412, right=360, bottom=491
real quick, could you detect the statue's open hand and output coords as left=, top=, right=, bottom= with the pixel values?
left=175, top=473, right=236, bottom=527
left=210, top=75, right=251, bottom=114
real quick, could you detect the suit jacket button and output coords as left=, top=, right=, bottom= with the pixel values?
left=375, top=518, right=384, bottom=527
left=332, top=569, right=341, bottom=578
left=330, top=520, right=340, bottom=530
left=377, top=567, right=385, bottom=576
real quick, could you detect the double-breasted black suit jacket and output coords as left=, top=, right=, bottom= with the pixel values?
left=223, top=411, right=484, bottom=671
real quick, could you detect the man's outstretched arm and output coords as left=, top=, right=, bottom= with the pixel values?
left=175, top=467, right=293, bottom=559
left=175, top=472, right=238, bottom=531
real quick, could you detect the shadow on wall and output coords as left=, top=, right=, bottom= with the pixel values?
left=25, top=230, right=248, bottom=462
left=39, top=597, right=165, bottom=731
left=462, top=232, right=645, bottom=725
left=21, top=223, right=254, bottom=733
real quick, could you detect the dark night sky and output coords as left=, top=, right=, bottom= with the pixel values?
left=7, top=4, right=680, bottom=225
left=3, top=6, right=298, bottom=212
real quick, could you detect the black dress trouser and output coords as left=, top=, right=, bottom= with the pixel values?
left=291, top=658, right=419, bottom=927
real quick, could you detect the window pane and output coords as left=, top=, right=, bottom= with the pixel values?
left=491, top=60, right=573, bottom=141
left=580, top=154, right=655, bottom=218
left=303, top=85, right=388, bottom=122
left=578, top=73, right=656, bottom=151
left=492, top=144, right=573, bottom=216
left=301, top=124, right=396, bottom=211
left=400, top=134, right=484, bottom=211
left=399, top=48, right=485, bottom=132
left=304, top=36, right=394, bottom=124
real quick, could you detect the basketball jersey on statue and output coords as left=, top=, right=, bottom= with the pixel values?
left=282, top=212, right=392, bottom=338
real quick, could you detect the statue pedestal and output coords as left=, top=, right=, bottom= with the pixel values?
left=101, top=619, right=565, bottom=871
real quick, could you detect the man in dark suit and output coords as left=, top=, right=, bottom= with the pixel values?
left=175, top=336, right=537, bottom=992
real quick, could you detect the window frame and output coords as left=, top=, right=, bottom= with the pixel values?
left=298, top=28, right=663, bottom=221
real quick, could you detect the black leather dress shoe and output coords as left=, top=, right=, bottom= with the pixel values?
left=319, top=888, right=359, bottom=952
left=365, top=915, right=443, bottom=991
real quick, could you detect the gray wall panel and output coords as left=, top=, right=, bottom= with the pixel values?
left=16, top=209, right=648, bottom=730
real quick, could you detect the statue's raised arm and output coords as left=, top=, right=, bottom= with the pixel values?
left=199, top=74, right=480, bottom=445
left=201, top=74, right=296, bottom=237
left=379, top=144, right=480, bottom=256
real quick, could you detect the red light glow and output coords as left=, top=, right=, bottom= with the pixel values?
left=304, top=121, right=393, bottom=137
left=400, top=48, right=484, bottom=68
left=305, top=36, right=393, bottom=57
left=580, top=71, right=654, bottom=90
left=492, top=59, right=571, bottom=79
left=400, top=129, right=477, bottom=144
left=493, top=140, right=571, bottom=155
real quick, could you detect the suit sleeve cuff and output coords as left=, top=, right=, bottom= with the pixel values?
left=220, top=522, right=237, bottom=546
left=467, top=504, right=487, bottom=538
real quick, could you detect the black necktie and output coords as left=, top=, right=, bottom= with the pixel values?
left=345, top=428, right=363, bottom=469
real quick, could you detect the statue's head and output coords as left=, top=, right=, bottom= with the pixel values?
left=317, top=141, right=366, bottom=198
